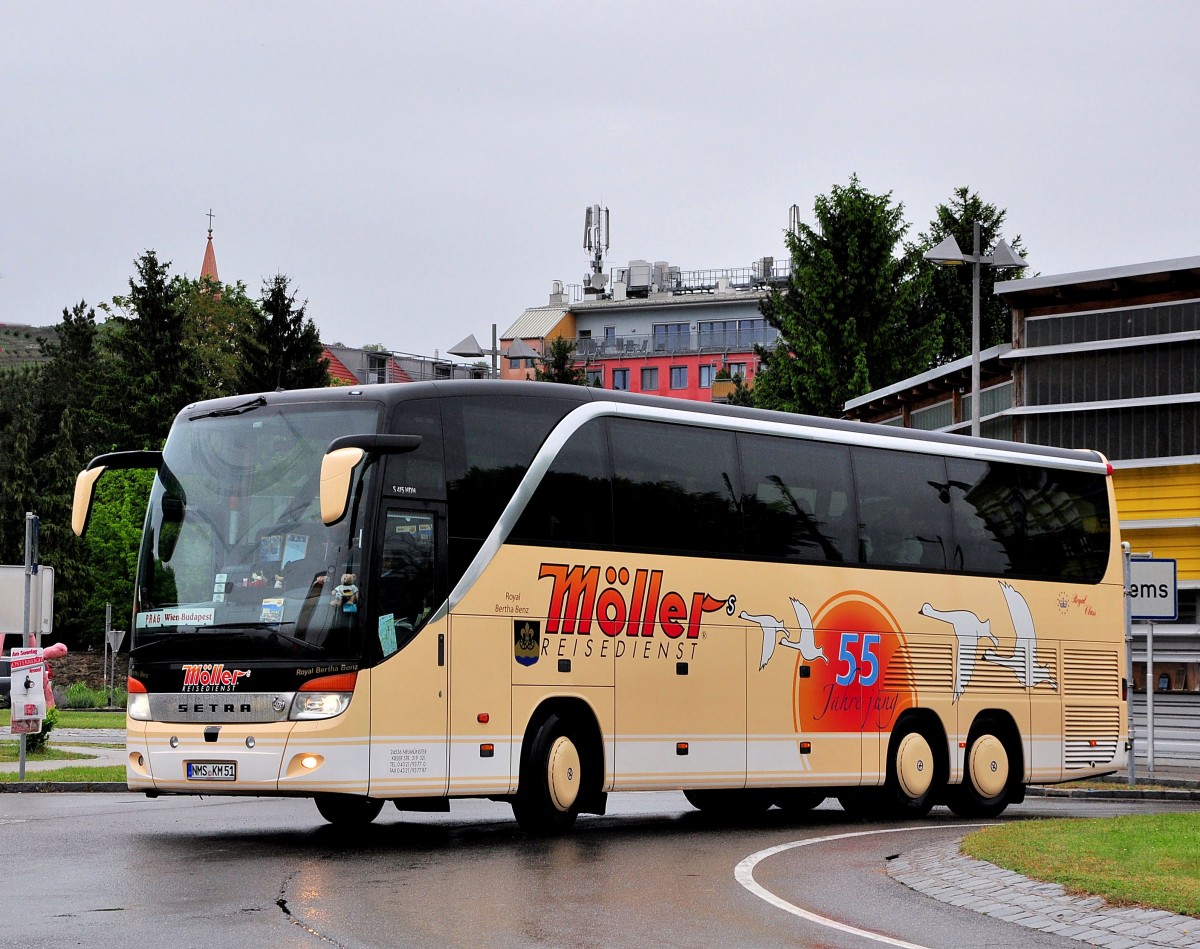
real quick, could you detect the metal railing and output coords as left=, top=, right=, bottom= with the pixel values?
left=575, top=327, right=779, bottom=359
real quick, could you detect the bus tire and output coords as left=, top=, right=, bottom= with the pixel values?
left=773, top=789, right=825, bottom=813
left=314, top=793, right=384, bottom=826
left=946, top=730, right=1013, bottom=819
left=683, top=788, right=773, bottom=817
left=513, top=712, right=583, bottom=836
left=881, top=722, right=940, bottom=819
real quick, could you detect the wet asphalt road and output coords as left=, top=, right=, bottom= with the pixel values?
left=2, top=791, right=1195, bottom=948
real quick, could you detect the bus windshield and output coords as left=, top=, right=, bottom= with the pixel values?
left=133, top=400, right=381, bottom=663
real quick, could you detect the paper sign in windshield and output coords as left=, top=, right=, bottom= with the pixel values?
left=137, top=607, right=216, bottom=628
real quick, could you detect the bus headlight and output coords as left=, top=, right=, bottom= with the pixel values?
left=127, top=677, right=151, bottom=721
left=290, top=692, right=352, bottom=720
left=289, top=671, right=357, bottom=721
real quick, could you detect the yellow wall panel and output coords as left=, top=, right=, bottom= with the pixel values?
left=1112, top=465, right=1200, bottom=520
left=1120, top=527, right=1200, bottom=581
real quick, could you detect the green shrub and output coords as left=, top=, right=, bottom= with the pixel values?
left=64, top=682, right=102, bottom=708
left=25, top=706, right=59, bottom=754
left=62, top=682, right=126, bottom=709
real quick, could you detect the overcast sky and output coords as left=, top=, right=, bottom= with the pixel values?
left=4, top=2, right=1198, bottom=362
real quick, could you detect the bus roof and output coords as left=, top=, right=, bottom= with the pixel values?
left=178, top=380, right=1106, bottom=468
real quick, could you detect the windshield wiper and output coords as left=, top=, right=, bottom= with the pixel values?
left=188, top=395, right=267, bottom=421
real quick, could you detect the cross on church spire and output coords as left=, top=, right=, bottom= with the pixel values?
left=206, top=208, right=215, bottom=237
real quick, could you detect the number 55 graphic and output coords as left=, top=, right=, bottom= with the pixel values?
left=835, top=632, right=881, bottom=687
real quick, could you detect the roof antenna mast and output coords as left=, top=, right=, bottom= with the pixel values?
left=583, top=204, right=609, bottom=295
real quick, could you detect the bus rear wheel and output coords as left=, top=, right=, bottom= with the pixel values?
left=314, top=793, right=385, bottom=827
left=947, top=731, right=1013, bottom=818
left=513, top=713, right=584, bottom=836
left=881, top=723, right=940, bottom=819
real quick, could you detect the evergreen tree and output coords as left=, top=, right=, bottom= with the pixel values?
left=103, top=251, right=199, bottom=448
left=238, top=274, right=329, bottom=393
left=754, top=175, right=939, bottom=417
left=916, top=187, right=1029, bottom=364
left=534, top=336, right=586, bottom=384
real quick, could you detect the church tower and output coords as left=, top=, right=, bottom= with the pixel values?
left=201, top=209, right=219, bottom=284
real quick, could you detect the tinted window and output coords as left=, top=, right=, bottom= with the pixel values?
left=739, top=433, right=854, bottom=563
left=946, top=458, right=1110, bottom=581
left=385, top=399, right=446, bottom=499
left=853, top=447, right=952, bottom=569
left=511, top=418, right=613, bottom=548
left=443, top=395, right=579, bottom=581
left=610, top=419, right=742, bottom=556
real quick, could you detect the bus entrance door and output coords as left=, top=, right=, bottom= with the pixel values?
left=369, top=506, right=449, bottom=801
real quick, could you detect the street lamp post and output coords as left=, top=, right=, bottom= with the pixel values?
left=924, top=222, right=1027, bottom=437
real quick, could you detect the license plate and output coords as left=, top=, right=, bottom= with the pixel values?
left=186, top=761, right=237, bottom=781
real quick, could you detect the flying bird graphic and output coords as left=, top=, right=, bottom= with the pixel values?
left=982, top=581, right=1058, bottom=690
left=741, top=599, right=827, bottom=671
left=919, top=602, right=999, bottom=703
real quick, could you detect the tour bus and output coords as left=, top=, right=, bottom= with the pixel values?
left=72, top=381, right=1127, bottom=832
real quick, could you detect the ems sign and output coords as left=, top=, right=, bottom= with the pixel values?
left=1129, top=558, right=1178, bottom=621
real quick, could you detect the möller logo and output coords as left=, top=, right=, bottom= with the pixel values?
left=181, top=664, right=252, bottom=692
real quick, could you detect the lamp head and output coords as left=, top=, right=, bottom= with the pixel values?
left=990, top=239, right=1028, bottom=270
left=924, top=235, right=967, bottom=265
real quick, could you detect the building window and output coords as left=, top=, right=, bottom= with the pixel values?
left=727, top=362, right=747, bottom=380
left=612, top=368, right=629, bottom=391
left=670, top=366, right=687, bottom=390
left=697, top=319, right=776, bottom=349
left=586, top=369, right=604, bottom=387
left=641, top=367, right=659, bottom=391
left=653, top=323, right=691, bottom=351
left=699, top=365, right=716, bottom=388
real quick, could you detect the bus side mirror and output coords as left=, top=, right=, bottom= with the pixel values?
left=321, top=448, right=367, bottom=526
left=320, top=434, right=423, bottom=526
left=71, top=450, right=165, bottom=537
left=72, top=466, right=107, bottom=537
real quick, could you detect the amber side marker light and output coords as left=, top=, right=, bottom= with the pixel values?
left=676, top=742, right=689, bottom=756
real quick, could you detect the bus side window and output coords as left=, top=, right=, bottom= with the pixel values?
left=946, top=458, right=1021, bottom=575
left=738, top=433, right=853, bottom=564
left=610, top=419, right=742, bottom=557
left=510, top=419, right=612, bottom=548
left=852, top=446, right=952, bottom=570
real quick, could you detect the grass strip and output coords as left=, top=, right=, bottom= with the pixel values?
left=0, top=765, right=125, bottom=783
left=963, top=814, right=1200, bottom=917
left=1, top=709, right=125, bottom=729
left=0, top=743, right=94, bottom=763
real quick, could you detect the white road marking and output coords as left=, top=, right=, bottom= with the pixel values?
left=735, top=823, right=989, bottom=948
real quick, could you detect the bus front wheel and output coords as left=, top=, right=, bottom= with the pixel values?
left=947, top=731, right=1013, bottom=818
left=513, top=713, right=583, bottom=836
left=314, top=793, right=385, bottom=826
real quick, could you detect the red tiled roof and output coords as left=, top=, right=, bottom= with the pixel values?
left=387, top=358, right=414, bottom=384
left=324, top=348, right=359, bottom=385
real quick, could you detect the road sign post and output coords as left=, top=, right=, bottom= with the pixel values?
left=1129, top=556, right=1178, bottom=778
